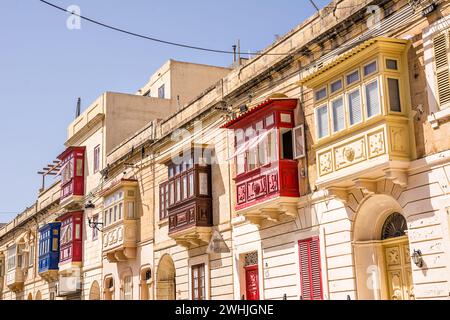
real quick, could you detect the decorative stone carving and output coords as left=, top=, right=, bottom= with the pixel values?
left=368, top=130, right=386, bottom=158
left=318, top=151, right=333, bottom=176
left=390, top=126, right=406, bottom=153
left=334, top=138, right=366, bottom=170
left=386, top=247, right=400, bottom=266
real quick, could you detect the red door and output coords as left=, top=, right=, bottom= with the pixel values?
left=245, top=265, right=260, bottom=300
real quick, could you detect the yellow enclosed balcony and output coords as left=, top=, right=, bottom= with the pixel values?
left=6, top=267, right=24, bottom=292
left=101, top=179, right=139, bottom=262
left=300, top=37, right=415, bottom=199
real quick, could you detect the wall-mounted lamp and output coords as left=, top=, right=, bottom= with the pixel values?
left=411, top=249, right=424, bottom=268
left=85, top=201, right=103, bottom=231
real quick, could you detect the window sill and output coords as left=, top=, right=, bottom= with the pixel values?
left=428, top=108, right=450, bottom=129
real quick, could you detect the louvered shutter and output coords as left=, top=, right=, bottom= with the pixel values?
left=348, top=89, right=362, bottom=125
left=365, top=80, right=380, bottom=118
left=299, top=237, right=323, bottom=300
left=316, top=106, right=328, bottom=138
left=433, top=32, right=450, bottom=109
left=332, top=97, right=345, bottom=132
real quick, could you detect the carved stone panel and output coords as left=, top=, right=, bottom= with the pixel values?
left=368, top=130, right=386, bottom=158
left=318, top=151, right=333, bottom=176
left=334, top=137, right=366, bottom=170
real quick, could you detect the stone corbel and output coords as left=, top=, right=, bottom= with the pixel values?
left=244, top=214, right=265, bottom=227
left=277, top=202, right=298, bottom=219
left=259, top=208, right=281, bottom=223
left=353, top=178, right=377, bottom=196
left=383, top=168, right=408, bottom=189
left=327, top=187, right=349, bottom=204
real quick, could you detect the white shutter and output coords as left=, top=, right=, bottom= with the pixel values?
left=348, top=89, right=362, bottom=125
left=433, top=32, right=450, bottom=109
left=332, top=97, right=345, bottom=132
left=365, top=80, right=380, bottom=118
left=316, top=105, right=329, bottom=138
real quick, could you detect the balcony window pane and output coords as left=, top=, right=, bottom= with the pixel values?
left=114, top=205, right=117, bottom=222
left=386, top=59, right=398, bottom=70
left=182, top=175, right=187, bottom=200
left=75, top=224, right=81, bottom=239
left=199, top=172, right=208, bottom=195
left=365, top=80, right=380, bottom=118
left=388, top=78, right=401, bottom=112
left=364, top=61, right=377, bottom=76
left=127, top=202, right=135, bottom=219
left=188, top=173, right=194, bottom=197
left=348, top=89, right=362, bottom=125
left=346, top=70, right=359, bottom=85
left=76, top=158, right=83, bottom=176
left=169, top=182, right=174, bottom=205
left=315, top=87, right=327, bottom=101
left=330, top=79, right=342, bottom=93
left=176, top=179, right=181, bottom=202
left=316, top=105, right=329, bottom=138
left=236, top=153, right=245, bottom=175
left=165, top=184, right=169, bottom=209
left=7, top=246, right=16, bottom=270
left=332, top=97, right=345, bottom=132
left=118, top=203, right=123, bottom=220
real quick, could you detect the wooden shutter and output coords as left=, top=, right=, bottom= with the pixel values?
left=433, top=32, right=450, bottom=109
left=299, top=237, right=323, bottom=300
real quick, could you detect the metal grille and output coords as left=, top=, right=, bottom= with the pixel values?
left=381, top=212, right=407, bottom=240
left=244, top=251, right=258, bottom=267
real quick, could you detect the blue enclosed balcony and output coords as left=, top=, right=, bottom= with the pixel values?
left=38, top=222, right=61, bottom=282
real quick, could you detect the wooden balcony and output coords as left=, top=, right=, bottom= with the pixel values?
left=168, top=198, right=213, bottom=248
left=103, top=219, right=138, bottom=262
left=234, top=160, right=300, bottom=226
left=6, top=267, right=24, bottom=292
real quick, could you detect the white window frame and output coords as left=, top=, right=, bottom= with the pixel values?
left=293, top=125, right=306, bottom=159
left=423, top=14, right=450, bottom=128
left=315, top=104, right=329, bottom=140
left=364, top=78, right=382, bottom=119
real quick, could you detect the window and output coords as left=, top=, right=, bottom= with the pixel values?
left=75, top=223, right=81, bottom=239
left=29, top=244, right=34, bottom=267
left=299, top=237, right=323, bottom=300
left=316, top=105, right=329, bottom=139
left=94, top=145, right=100, bottom=173
left=159, top=183, right=169, bottom=220
left=199, top=172, right=208, bottom=195
left=331, top=97, right=345, bottom=132
left=52, top=238, right=58, bottom=251
left=330, top=79, right=342, bottom=93
left=293, top=125, right=305, bottom=159
left=123, top=275, right=132, bottom=300
left=365, top=79, right=380, bottom=118
left=0, top=257, right=4, bottom=277
left=346, top=70, right=359, bottom=85
left=386, top=59, right=398, bottom=70
left=76, top=158, right=83, bottom=176
left=433, top=32, right=450, bottom=109
left=281, top=129, right=293, bottom=160
left=7, top=245, right=16, bottom=270
left=348, top=88, right=362, bottom=125
left=192, top=264, right=205, bottom=300
left=363, top=60, right=377, bottom=77
left=127, top=202, right=135, bottom=219
left=158, top=84, right=165, bottom=99
left=60, top=222, right=73, bottom=245
left=92, top=215, right=99, bottom=240
left=315, top=87, right=327, bottom=101
left=388, top=78, right=401, bottom=112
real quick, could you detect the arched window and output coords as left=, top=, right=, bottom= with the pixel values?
left=381, top=212, right=407, bottom=240
left=122, top=275, right=132, bottom=300
left=156, top=255, right=176, bottom=300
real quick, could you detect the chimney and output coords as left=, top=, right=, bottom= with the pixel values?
left=75, top=97, right=81, bottom=118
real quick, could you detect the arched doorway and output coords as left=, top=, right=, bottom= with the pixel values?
left=27, top=293, right=33, bottom=300
left=104, top=276, right=114, bottom=300
left=35, top=291, right=42, bottom=300
left=89, top=281, right=101, bottom=300
left=156, top=255, right=176, bottom=300
left=353, top=194, right=414, bottom=300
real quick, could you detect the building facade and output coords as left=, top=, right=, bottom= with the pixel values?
left=1, top=0, right=450, bottom=300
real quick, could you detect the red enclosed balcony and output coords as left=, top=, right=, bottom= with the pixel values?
left=57, top=146, right=85, bottom=209
left=57, top=211, right=83, bottom=275
left=223, top=98, right=303, bottom=226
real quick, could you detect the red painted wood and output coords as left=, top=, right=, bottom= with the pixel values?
left=298, top=237, right=323, bottom=300
left=245, top=265, right=260, bottom=300
left=58, top=211, right=83, bottom=264
left=58, top=146, right=86, bottom=201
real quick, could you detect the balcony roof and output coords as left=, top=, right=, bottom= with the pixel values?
left=221, top=98, right=298, bottom=129
left=298, top=37, right=410, bottom=86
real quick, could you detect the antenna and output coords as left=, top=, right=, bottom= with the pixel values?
left=75, top=97, right=81, bottom=118
left=232, top=45, right=237, bottom=63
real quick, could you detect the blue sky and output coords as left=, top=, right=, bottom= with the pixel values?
left=0, top=0, right=330, bottom=223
